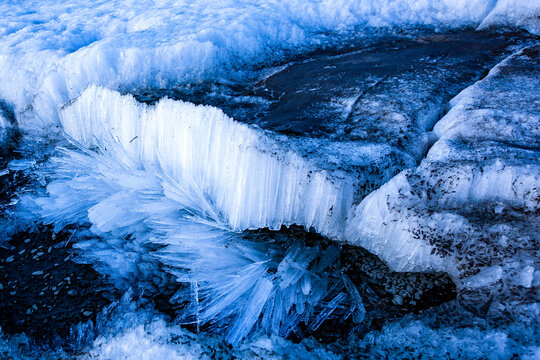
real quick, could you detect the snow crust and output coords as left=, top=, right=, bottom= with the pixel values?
left=346, top=45, right=540, bottom=283
left=479, top=0, right=540, bottom=35
left=0, top=0, right=532, bottom=136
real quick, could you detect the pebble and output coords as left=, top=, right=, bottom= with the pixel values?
left=31, top=249, right=37, bottom=254
left=67, top=289, right=77, bottom=297
left=6, top=256, right=15, bottom=263
left=0, top=283, right=3, bottom=290
left=10, top=291, right=16, bottom=295
left=24, top=239, right=31, bottom=243
left=18, top=250, right=25, bottom=255
left=392, top=294, right=404, bottom=305
left=48, top=247, right=52, bottom=253
left=32, top=271, right=44, bottom=276
left=82, top=310, right=93, bottom=317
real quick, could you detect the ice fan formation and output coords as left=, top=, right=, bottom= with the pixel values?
left=31, top=85, right=358, bottom=343
left=0, top=0, right=539, bottom=358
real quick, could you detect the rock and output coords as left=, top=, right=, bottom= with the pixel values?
left=31, top=271, right=44, bottom=276
left=5, top=256, right=14, bottom=263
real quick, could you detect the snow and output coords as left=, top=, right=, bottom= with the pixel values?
left=479, top=0, right=540, bottom=35
left=346, top=301, right=540, bottom=360
left=0, top=0, right=532, bottom=136
left=0, top=108, right=11, bottom=142
left=0, top=113, right=8, bottom=131
left=346, top=45, right=539, bottom=286
left=0, top=294, right=339, bottom=360
left=0, top=0, right=538, bottom=357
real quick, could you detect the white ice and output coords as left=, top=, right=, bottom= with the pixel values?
left=57, top=85, right=352, bottom=235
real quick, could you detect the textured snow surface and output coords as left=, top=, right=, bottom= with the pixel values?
left=0, top=0, right=534, bottom=135
left=346, top=45, right=539, bottom=330
left=480, top=0, right=540, bottom=34
left=347, top=300, right=540, bottom=360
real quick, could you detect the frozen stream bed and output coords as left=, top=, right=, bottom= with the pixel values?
left=0, top=1, right=539, bottom=359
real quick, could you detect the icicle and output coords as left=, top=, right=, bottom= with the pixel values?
left=342, top=273, right=366, bottom=324
left=308, top=292, right=347, bottom=332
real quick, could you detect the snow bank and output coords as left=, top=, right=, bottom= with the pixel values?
left=479, top=0, right=540, bottom=34
left=0, top=0, right=526, bottom=135
left=346, top=45, right=540, bottom=283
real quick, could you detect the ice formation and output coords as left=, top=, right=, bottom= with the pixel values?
left=341, top=44, right=540, bottom=359
left=0, top=293, right=339, bottom=360
left=56, top=85, right=352, bottom=235
left=0, top=106, right=12, bottom=143
left=346, top=45, right=540, bottom=283
left=31, top=86, right=361, bottom=343
left=0, top=0, right=539, bottom=358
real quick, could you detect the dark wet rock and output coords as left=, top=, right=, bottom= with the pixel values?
left=0, top=227, right=117, bottom=343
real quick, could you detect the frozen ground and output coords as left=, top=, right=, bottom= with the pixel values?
left=0, top=0, right=539, bottom=359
